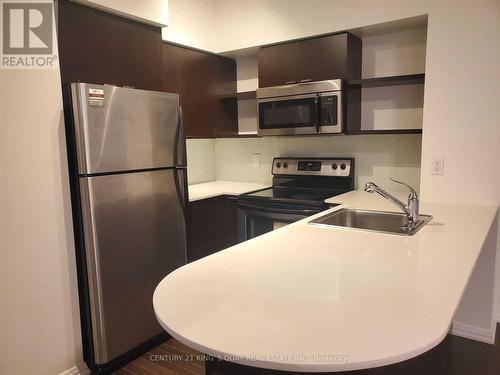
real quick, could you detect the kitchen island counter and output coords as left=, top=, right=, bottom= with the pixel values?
left=154, top=190, right=498, bottom=372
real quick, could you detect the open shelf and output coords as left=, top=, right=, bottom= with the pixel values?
left=348, top=73, right=425, bottom=88
left=236, top=91, right=256, bottom=100
left=346, top=129, right=422, bottom=135
left=217, top=133, right=260, bottom=138
left=219, top=90, right=256, bottom=101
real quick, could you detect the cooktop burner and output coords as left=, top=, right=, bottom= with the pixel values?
left=241, top=187, right=350, bottom=207
left=238, top=157, right=355, bottom=207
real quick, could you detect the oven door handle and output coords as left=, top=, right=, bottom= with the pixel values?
left=238, top=202, right=321, bottom=216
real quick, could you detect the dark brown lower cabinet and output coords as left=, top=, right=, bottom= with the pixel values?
left=186, top=196, right=239, bottom=262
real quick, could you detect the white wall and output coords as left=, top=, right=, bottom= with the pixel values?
left=0, top=41, right=84, bottom=375
left=453, top=215, right=498, bottom=342
left=162, top=0, right=218, bottom=51
left=416, top=1, right=500, bottom=328
left=73, top=0, right=169, bottom=26
left=212, top=0, right=428, bottom=53
left=214, top=135, right=422, bottom=190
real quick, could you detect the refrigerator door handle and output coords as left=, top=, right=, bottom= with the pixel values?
left=79, top=178, right=107, bottom=363
left=174, top=105, right=187, bottom=167
left=174, top=168, right=188, bottom=209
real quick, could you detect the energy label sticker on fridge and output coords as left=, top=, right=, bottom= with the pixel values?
left=88, top=88, right=104, bottom=107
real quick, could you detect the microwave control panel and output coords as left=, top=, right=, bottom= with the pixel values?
left=272, top=158, right=352, bottom=177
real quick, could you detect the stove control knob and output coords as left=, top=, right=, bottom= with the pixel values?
left=276, top=162, right=281, bottom=168
left=340, top=163, right=346, bottom=170
left=283, top=162, right=288, bottom=168
left=332, top=163, right=338, bottom=170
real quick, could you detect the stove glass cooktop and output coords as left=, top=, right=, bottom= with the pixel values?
left=240, top=187, right=349, bottom=207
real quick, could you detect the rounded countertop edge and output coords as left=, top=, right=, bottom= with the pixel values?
left=153, top=275, right=451, bottom=373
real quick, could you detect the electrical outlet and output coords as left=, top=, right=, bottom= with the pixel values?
left=252, top=153, right=260, bottom=167
left=431, top=157, right=444, bottom=176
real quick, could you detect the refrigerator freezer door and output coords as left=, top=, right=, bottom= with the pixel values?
left=79, top=169, right=187, bottom=364
left=71, top=83, right=183, bottom=175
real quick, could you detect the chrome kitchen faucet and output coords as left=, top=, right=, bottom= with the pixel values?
left=364, top=179, right=420, bottom=231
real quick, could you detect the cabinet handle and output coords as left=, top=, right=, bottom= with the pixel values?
left=284, top=80, right=296, bottom=85
left=299, top=79, right=312, bottom=83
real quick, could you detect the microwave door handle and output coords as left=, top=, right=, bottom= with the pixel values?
left=314, top=93, right=320, bottom=133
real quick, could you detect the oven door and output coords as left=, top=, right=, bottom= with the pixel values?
left=237, top=201, right=325, bottom=242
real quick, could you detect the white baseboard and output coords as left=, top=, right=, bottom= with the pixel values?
left=452, top=320, right=497, bottom=344
left=58, top=363, right=90, bottom=375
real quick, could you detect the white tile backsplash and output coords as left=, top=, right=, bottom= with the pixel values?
left=186, top=139, right=216, bottom=184
left=214, top=135, right=422, bottom=191
left=214, top=137, right=284, bottom=184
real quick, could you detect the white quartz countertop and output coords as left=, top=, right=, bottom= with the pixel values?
left=188, top=181, right=270, bottom=202
left=154, top=190, right=498, bottom=372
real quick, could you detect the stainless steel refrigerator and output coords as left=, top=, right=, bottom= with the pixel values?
left=64, top=83, right=187, bottom=371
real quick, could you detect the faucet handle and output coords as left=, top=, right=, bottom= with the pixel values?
left=390, top=178, right=418, bottom=199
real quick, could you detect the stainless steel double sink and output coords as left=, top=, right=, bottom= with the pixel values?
left=309, top=208, right=432, bottom=236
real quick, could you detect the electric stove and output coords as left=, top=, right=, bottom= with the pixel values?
left=237, top=157, right=355, bottom=240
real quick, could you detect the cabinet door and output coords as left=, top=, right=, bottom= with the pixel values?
left=209, top=55, right=238, bottom=137
left=258, top=33, right=361, bottom=87
left=178, top=48, right=216, bottom=138
left=160, top=43, right=181, bottom=94
left=177, top=48, right=238, bottom=138
left=58, top=0, right=162, bottom=91
left=186, top=196, right=238, bottom=262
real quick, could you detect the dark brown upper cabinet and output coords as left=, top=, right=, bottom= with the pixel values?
left=210, top=56, right=239, bottom=137
left=58, top=0, right=237, bottom=139
left=57, top=0, right=162, bottom=91
left=258, top=33, right=362, bottom=88
left=161, top=43, right=238, bottom=138
left=177, top=47, right=215, bottom=137
left=160, top=43, right=181, bottom=94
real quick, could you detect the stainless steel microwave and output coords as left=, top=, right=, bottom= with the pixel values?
left=256, top=80, right=342, bottom=136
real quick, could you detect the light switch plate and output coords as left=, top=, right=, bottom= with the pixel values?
left=431, top=157, right=444, bottom=176
left=252, top=153, right=260, bottom=167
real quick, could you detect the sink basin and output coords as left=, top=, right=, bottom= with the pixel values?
left=309, top=208, right=432, bottom=235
